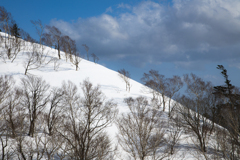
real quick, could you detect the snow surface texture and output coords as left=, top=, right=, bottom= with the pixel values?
left=0, top=33, right=211, bottom=159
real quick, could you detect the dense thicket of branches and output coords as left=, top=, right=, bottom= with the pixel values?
left=175, top=74, right=216, bottom=153
left=141, top=70, right=183, bottom=114
left=140, top=68, right=240, bottom=159
left=0, top=75, right=118, bottom=159
left=60, top=79, right=118, bottom=159
left=116, top=97, right=168, bottom=160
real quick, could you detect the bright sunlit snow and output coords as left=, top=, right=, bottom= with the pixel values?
left=0, top=33, right=218, bottom=160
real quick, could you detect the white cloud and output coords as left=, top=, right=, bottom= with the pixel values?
left=105, top=7, right=113, bottom=13
left=50, top=19, right=81, bottom=39
left=50, top=0, right=240, bottom=70
left=117, top=3, right=131, bottom=9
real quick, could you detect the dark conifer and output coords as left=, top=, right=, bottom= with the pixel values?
left=213, top=65, right=240, bottom=157
left=10, top=23, right=20, bottom=38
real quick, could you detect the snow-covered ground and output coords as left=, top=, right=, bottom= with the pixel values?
left=0, top=33, right=217, bottom=159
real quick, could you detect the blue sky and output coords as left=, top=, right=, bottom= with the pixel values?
left=1, top=0, right=240, bottom=87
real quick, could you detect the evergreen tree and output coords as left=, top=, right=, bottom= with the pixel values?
left=213, top=65, right=240, bottom=159
left=10, top=23, right=20, bottom=38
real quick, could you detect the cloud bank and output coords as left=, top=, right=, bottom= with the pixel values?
left=50, top=0, right=240, bottom=69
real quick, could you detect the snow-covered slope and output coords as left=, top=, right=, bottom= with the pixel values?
left=0, top=33, right=212, bottom=160
left=0, top=37, right=152, bottom=115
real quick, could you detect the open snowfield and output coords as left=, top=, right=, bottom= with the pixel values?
left=0, top=33, right=220, bottom=160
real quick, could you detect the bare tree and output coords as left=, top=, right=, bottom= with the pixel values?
left=67, top=37, right=76, bottom=62
left=23, top=43, right=50, bottom=75
left=42, top=33, right=53, bottom=48
left=60, top=35, right=68, bottom=61
left=31, top=19, right=44, bottom=45
left=211, top=126, right=232, bottom=160
left=0, top=6, right=10, bottom=29
left=116, top=97, right=167, bottom=160
left=0, top=75, right=14, bottom=124
left=4, top=38, right=14, bottom=61
left=0, top=34, right=6, bottom=62
left=45, top=87, right=64, bottom=136
left=10, top=37, right=22, bottom=62
left=59, top=79, right=118, bottom=159
left=0, top=75, right=15, bottom=159
left=175, top=73, right=216, bottom=154
left=24, top=44, right=40, bottom=75
left=45, top=25, right=62, bottom=59
left=166, top=115, right=182, bottom=158
left=79, top=79, right=118, bottom=159
left=118, top=69, right=131, bottom=92
left=14, top=131, right=45, bottom=160
left=19, top=28, right=36, bottom=43
left=59, top=35, right=80, bottom=70
left=0, top=131, right=14, bottom=160
left=72, top=52, right=82, bottom=71
left=3, top=88, right=25, bottom=138
left=30, top=133, right=45, bottom=160
left=15, top=135, right=27, bottom=160
left=0, top=75, right=14, bottom=105
left=61, top=35, right=76, bottom=62
left=0, top=6, right=12, bottom=40
left=91, top=53, right=99, bottom=63
left=3, top=33, right=22, bottom=62
left=42, top=133, right=62, bottom=160
left=0, top=23, right=22, bottom=62
left=51, top=57, right=61, bottom=71
left=20, top=75, right=50, bottom=137
left=141, top=70, right=167, bottom=111
left=166, top=75, right=183, bottom=117
left=82, top=44, right=89, bottom=60
left=56, top=137, right=71, bottom=160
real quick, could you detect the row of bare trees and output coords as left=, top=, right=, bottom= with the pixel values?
left=175, top=67, right=239, bottom=160
left=0, top=23, right=81, bottom=74
left=0, top=65, right=239, bottom=159
left=0, top=75, right=118, bottom=159
left=138, top=67, right=240, bottom=160
left=0, top=75, right=183, bottom=160
left=0, top=6, right=38, bottom=63
left=29, top=21, right=83, bottom=71
left=115, top=66, right=239, bottom=159
left=0, top=6, right=79, bottom=62
left=141, top=70, right=183, bottom=116
left=1, top=6, right=100, bottom=74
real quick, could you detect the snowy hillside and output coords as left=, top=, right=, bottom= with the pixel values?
left=0, top=33, right=154, bottom=121
left=0, top=33, right=232, bottom=160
